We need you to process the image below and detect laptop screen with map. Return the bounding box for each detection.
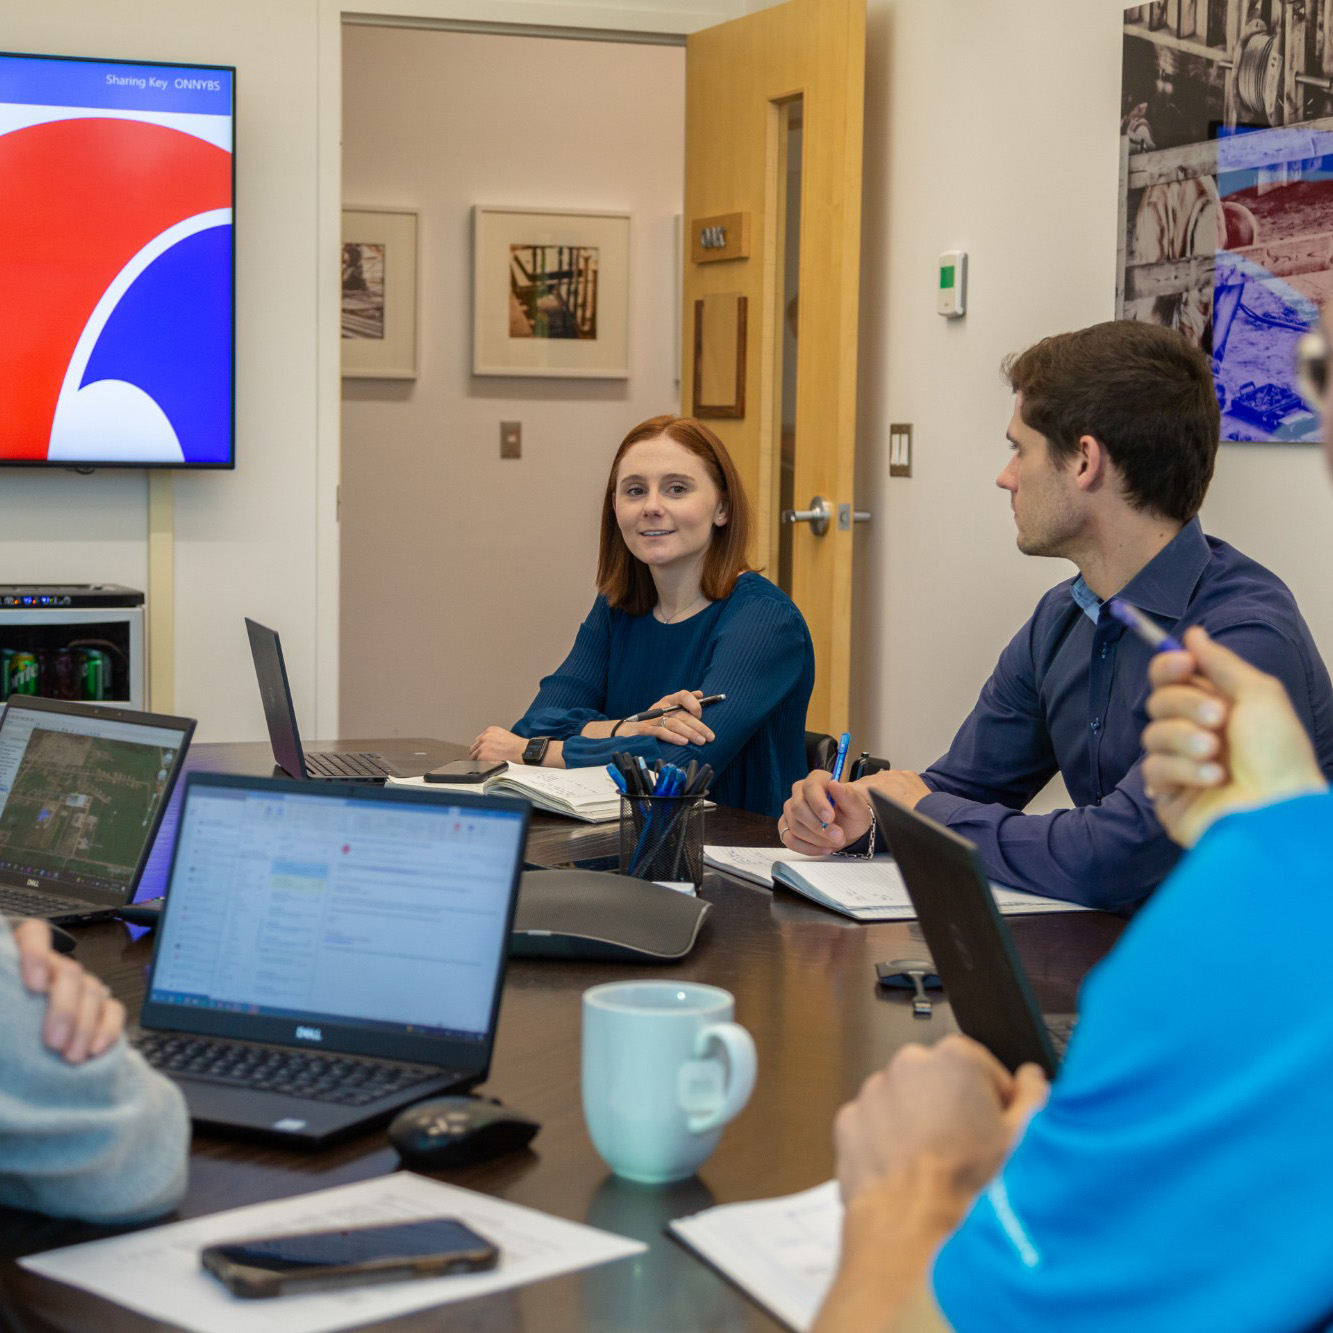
[0,697,195,919]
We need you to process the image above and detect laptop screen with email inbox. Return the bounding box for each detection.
[0,699,191,896]
[146,779,526,1050]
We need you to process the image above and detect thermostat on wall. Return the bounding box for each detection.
[938,250,967,318]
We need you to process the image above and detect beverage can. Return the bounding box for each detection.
[9,652,39,695]
[77,649,106,701]
[52,650,76,700]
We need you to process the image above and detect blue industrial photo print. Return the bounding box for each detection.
[1119,3,1333,444]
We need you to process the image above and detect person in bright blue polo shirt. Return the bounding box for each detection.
[781,320,1333,909]
[471,415,814,818]
[810,316,1333,1332]
[927,788,1333,1332]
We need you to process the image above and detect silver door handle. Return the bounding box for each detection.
[781,496,831,537]
[838,504,872,530]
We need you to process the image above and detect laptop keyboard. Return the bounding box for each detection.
[306,750,396,779]
[0,885,95,918]
[133,1032,441,1106]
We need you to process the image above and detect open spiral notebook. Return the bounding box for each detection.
[702,846,1089,921]
[390,764,622,822]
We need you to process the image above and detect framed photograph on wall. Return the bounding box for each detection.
[473,205,629,378]
[1118,5,1328,444]
[342,207,419,379]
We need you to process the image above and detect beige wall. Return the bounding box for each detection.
[339,27,685,742]
[346,0,1333,762]
[851,0,1333,776]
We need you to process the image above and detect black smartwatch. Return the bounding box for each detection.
[521,736,551,766]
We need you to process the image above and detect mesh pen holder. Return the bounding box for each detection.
[618,794,707,890]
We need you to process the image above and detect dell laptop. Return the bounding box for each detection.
[245,617,432,782]
[134,771,530,1145]
[870,791,1075,1077]
[0,696,194,924]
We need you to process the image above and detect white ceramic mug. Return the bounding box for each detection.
[582,980,757,1184]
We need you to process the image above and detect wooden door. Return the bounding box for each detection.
[683,0,865,733]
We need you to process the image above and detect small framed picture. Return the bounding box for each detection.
[473,205,629,378]
[341,207,419,379]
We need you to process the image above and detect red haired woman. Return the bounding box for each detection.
[471,415,814,817]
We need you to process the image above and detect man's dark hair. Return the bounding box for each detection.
[1002,321,1220,522]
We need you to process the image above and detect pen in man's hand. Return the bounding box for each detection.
[822,732,852,827]
[623,693,727,725]
[830,732,852,783]
[1106,598,1185,654]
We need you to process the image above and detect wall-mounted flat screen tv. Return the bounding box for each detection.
[0,52,235,468]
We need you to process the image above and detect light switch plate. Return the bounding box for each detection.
[500,421,522,459]
[890,423,912,478]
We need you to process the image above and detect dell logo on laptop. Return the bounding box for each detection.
[295,1025,323,1042]
[25,879,39,889]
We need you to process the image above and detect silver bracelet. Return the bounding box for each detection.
[836,800,877,859]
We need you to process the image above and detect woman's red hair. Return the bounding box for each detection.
[596,415,753,615]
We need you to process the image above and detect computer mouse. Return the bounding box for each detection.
[388,1096,540,1171]
[875,957,942,989]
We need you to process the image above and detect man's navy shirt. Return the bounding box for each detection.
[917,518,1333,909]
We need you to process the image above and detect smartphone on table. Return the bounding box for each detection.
[200,1216,500,1299]
[423,760,505,784]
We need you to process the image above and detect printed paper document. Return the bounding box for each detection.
[21,1173,645,1333]
[671,1179,843,1332]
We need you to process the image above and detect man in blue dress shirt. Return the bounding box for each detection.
[780,319,1333,909]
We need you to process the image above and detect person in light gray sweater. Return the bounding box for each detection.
[0,919,188,1224]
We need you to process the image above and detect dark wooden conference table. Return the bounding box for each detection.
[0,739,1127,1331]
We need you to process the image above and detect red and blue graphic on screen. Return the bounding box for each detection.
[0,55,234,465]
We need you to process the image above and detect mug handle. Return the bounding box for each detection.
[686,1022,757,1134]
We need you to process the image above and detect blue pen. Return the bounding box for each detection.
[823,732,852,828]
[1106,598,1184,654]
[606,764,628,794]
[830,732,852,782]
[631,765,683,874]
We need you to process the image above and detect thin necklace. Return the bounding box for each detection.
[655,592,707,624]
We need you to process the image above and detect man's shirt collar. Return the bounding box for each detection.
[1067,518,1209,625]
[1116,517,1209,618]
[1070,575,1101,625]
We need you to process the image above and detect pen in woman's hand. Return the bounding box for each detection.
[623,693,727,725]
